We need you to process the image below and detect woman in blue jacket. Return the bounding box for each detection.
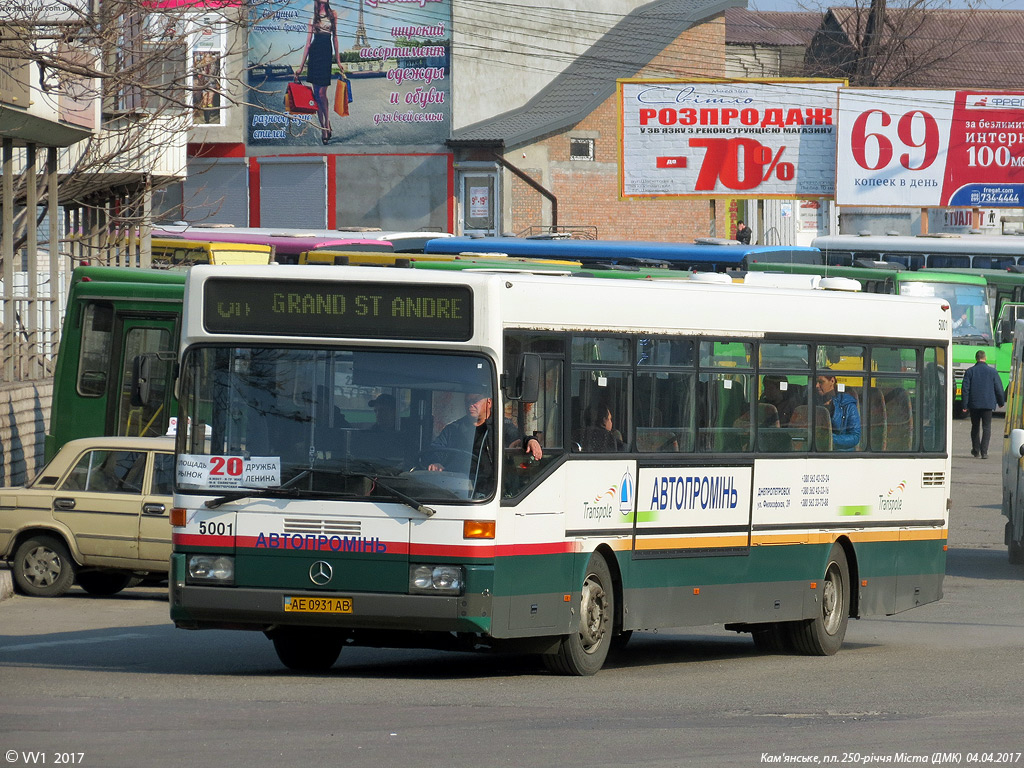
[815,372,861,451]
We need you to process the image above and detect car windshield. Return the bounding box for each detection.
[177,346,498,502]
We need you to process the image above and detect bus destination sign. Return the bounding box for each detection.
[203,279,474,341]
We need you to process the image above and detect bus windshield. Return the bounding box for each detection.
[178,346,497,502]
[899,281,993,344]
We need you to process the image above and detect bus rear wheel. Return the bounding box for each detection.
[543,553,614,676]
[270,627,344,672]
[788,543,850,656]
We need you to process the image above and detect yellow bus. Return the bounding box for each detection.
[151,238,273,268]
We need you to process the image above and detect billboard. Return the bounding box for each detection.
[247,0,450,148]
[836,89,1024,208]
[619,79,842,199]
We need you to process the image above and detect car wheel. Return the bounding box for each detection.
[77,571,133,596]
[12,535,77,597]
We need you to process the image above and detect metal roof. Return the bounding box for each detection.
[817,7,1024,88]
[725,7,823,47]
[449,0,742,149]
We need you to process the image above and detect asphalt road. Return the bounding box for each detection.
[0,417,1021,768]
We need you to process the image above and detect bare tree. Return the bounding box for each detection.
[801,0,996,88]
[0,0,255,264]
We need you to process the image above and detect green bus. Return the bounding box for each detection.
[46,267,185,461]
[925,267,1024,391]
[46,260,700,458]
[745,261,994,412]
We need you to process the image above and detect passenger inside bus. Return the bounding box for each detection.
[814,372,861,451]
[759,375,800,426]
[575,402,627,452]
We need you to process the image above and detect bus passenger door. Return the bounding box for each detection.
[113,317,177,438]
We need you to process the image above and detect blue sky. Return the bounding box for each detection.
[748,0,1024,11]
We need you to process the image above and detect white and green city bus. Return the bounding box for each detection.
[168,265,952,675]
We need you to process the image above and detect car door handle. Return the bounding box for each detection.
[54,498,76,510]
[142,503,166,516]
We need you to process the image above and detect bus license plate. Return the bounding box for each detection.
[283,596,353,614]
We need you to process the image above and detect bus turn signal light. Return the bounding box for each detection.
[463,520,495,539]
[170,508,187,527]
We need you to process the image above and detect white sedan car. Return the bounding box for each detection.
[0,436,174,597]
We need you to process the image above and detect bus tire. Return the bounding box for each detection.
[12,535,77,598]
[542,553,614,676]
[751,622,792,653]
[271,627,343,672]
[788,543,850,656]
[1008,523,1024,565]
[77,571,133,596]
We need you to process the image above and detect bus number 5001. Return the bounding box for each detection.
[198,521,233,536]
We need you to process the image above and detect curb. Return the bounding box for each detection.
[0,568,13,602]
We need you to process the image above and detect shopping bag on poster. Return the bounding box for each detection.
[285,81,317,114]
[333,79,349,117]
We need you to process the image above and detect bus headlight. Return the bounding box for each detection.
[409,565,464,595]
[187,554,235,584]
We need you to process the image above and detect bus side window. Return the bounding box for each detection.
[77,303,114,397]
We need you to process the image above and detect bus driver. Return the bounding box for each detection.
[427,392,542,491]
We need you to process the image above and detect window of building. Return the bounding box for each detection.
[570,138,594,161]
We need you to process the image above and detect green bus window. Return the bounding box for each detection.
[77,303,114,397]
[873,346,918,374]
[759,343,809,370]
[700,341,753,369]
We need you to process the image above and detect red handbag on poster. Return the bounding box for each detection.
[285,81,317,114]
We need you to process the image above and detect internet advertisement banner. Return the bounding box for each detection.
[836,89,1024,207]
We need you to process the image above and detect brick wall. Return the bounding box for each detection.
[0,380,51,487]
[506,16,734,240]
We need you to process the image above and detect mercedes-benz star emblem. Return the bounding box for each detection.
[309,561,333,586]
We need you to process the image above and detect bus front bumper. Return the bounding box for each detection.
[170,580,493,634]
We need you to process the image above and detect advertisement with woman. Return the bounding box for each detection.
[247,0,451,148]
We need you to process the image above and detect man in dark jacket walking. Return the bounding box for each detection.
[961,350,1005,458]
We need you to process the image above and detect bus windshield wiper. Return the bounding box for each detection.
[204,470,312,509]
[353,473,436,517]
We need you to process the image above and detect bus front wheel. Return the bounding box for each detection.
[270,627,344,672]
[789,543,850,656]
[543,553,614,676]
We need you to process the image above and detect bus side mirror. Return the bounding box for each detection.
[131,354,152,407]
[504,353,541,403]
[1013,429,1024,460]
